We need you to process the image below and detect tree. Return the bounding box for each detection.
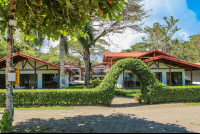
[0,0,126,124]
[92,0,148,43]
[68,35,110,86]
[170,34,200,63]
[142,16,181,53]
[77,22,95,86]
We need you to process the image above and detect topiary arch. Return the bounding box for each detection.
[95,58,161,105]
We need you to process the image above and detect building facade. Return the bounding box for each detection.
[102,49,200,89]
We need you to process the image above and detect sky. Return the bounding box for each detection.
[41,0,200,61]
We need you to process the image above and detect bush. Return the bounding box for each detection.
[147,83,200,104]
[0,89,109,106]
[85,79,102,88]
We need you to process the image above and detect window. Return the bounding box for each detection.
[20,74,38,89]
[72,69,79,75]
[167,72,182,86]
[124,72,140,88]
[0,74,5,89]
[154,72,162,82]
[42,74,59,88]
[73,77,79,80]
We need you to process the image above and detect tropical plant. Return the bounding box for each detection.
[0,111,14,133]
[77,22,95,86]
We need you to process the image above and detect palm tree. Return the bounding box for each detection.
[59,34,69,88]
[78,22,95,86]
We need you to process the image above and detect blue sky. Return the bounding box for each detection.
[187,0,200,21]
[42,0,200,62]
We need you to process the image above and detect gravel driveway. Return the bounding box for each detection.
[0,96,200,133]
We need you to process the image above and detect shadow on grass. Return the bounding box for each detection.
[12,113,194,133]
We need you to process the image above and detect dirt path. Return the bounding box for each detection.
[1,96,200,133]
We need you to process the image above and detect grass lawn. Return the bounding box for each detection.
[182,103,200,106]
[0,106,74,110]
[115,88,141,98]
[68,85,141,98]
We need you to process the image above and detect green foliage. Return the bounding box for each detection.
[147,83,200,104]
[0,111,14,133]
[141,16,180,53]
[0,89,105,106]
[0,0,126,40]
[84,79,103,88]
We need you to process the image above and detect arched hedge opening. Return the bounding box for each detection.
[95,58,161,105]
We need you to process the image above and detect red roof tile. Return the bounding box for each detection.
[64,63,85,69]
[142,55,200,69]
[91,63,104,67]
[104,52,147,58]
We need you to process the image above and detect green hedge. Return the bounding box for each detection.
[0,89,109,106]
[147,83,200,104]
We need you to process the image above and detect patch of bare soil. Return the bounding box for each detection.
[0,96,199,133]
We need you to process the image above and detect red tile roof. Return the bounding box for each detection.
[104,52,147,58]
[142,55,200,69]
[0,52,75,73]
[103,49,176,59]
[91,63,105,67]
[64,63,85,69]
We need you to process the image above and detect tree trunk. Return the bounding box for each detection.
[6,0,17,123]
[84,48,90,86]
[60,34,65,89]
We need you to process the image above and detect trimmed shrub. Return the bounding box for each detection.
[147,82,200,104]
[85,79,102,88]
[0,89,106,106]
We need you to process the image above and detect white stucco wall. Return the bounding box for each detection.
[64,65,82,81]
[0,59,70,89]
[185,70,200,84]
[114,61,186,88]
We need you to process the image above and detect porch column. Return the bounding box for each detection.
[34,61,37,88]
[191,68,193,85]
[169,62,171,86]
[58,70,60,89]
[123,71,124,89]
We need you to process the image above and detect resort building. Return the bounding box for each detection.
[0,52,74,89]
[102,49,200,89]
[91,63,107,80]
[63,63,85,82]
